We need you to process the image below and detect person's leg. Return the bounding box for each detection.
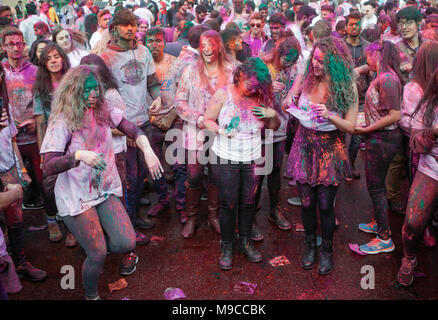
[18,143,44,207]
[217,161,239,270]
[267,141,291,230]
[165,120,187,215]
[347,134,362,177]
[145,124,170,216]
[385,150,407,214]
[317,184,338,275]
[398,171,438,286]
[207,159,221,234]
[96,196,136,254]
[238,162,262,262]
[42,174,63,242]
[115,152,127,208]
[125,124,154,229]
[182,149,204,238]
[63,207,107,299]
[0,166,45,281]
[360,130,402,254]
[125,144,140,224]
[297,182,318,269]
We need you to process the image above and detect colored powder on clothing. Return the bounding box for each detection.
[284,49,299,62]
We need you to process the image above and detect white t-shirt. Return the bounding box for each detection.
[105,89,127,154]
[89,31,103,50]
[361,15,377,30]
[101,45,156,127]
[67,48,89,67]
[40,106,124,217]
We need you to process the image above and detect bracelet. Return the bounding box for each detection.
[21,167,27,173]
[75,150,81,160]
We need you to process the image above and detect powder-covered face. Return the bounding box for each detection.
[56,30,72,53]
[312,47,325,77]
[139,22,149,33]
[83,74,99,107]
[46,49,63,74]
[99,13,112,29]
[250,19,263,37]
[3,35,24,61]
[200,37,219,64]
[347,18,361,36]
[146,33,165,58]
[116,23,138,41]
[281,49,299,68]
[36,42,47,61]
[366,50,379,72]
[238,73,260,96]
[269,23,284,41]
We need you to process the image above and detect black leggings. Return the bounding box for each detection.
[297,182,338,240]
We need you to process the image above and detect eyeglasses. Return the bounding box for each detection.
[3,42,24,49]
[398,20,416,28]
[251,23,261,28]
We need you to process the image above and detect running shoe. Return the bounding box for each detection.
[287,197,302,206]
[358,219,378,234]
[359,236,395,254]
[397,257,418,286]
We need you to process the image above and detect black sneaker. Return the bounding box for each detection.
[16,262,47,282]
[120,252,139,276]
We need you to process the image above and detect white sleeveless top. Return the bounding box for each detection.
[212,87,265,162]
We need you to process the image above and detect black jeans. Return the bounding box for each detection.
[255,140,285,208]
[365,129,402,238]
[297,182,338,241]
[217,157,261,242]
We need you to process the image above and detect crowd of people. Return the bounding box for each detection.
[0,0,437,300]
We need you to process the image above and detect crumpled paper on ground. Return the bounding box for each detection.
[108,278,128,293]
[349,243,368,255]
[233,281,257,295]
[164,287,186,300]
[269,255,290,267]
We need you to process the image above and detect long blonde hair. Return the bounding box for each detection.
[50,66,109,131]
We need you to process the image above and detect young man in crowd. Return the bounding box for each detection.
[192,4,208,25]
[18,3,42,49]
[260,12,287,55]
[343,11,371,181]
[1,27,47,282]
[241,12,269,57]
[144,27,188,224]
[89,9,112,50]
[101,9,162,274]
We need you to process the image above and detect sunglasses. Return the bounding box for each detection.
[251,23,262,28]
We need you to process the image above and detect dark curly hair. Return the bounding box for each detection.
[233,57,273,108]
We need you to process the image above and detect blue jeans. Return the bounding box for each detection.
[145,120,187,210]
[125,123,150,225]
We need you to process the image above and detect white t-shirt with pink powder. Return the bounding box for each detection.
[40,106,124,217]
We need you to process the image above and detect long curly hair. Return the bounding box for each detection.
[303,36,356,113]
[233,57,274,108]
[50,66,109,131]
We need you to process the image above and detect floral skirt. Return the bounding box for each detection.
[286,124,352,187]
